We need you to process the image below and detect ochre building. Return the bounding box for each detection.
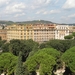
[6,24,56,43]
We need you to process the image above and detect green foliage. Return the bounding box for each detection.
[37,48,60,59]
[28,43,39,57]
[46,40,64,52]
[1,43,10,52]
[72,32,75,39]
[59,40,72,52]
[0,52,17,75]
[64,32,75,40]
[64,35,73,39]
[25,48,59,75]
[44,39,74,52]
[0,40,6,47]
[39,43,47,49]
[61,47,75,73]
[15,51,25,75]
[70,39,75,48]
[20,39,39,61]
[12,39,38,61]
[72,32,75,37]
[9,39,21,55]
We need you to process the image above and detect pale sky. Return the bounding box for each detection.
[0,0,75,23]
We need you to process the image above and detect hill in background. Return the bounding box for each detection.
[0,20,55,25]
[0,21,14,25]
[0,20,75,25]
[16,20,54,24]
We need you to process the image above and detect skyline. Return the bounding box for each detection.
[0,0,75,23]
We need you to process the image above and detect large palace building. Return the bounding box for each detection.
[0,23,75,43]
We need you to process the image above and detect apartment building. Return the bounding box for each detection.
[33,24,56,43]
[6,24,33,41]
[6,24,56,43]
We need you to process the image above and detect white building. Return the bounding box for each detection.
[55,25,69,40]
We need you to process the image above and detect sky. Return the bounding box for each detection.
[0,0,75,23]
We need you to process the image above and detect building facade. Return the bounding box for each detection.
[0,26,7,40]
[5,24,75,43]
[69,25,75,35]
[0,29,7,40]
[55,25,69,39]
[6,24,56,43]
[33,24,56,43]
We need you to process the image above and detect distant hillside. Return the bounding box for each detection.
[0,20,75,25]
[16,20,54,24]
[0,20,54,25]
[0,21,14,25]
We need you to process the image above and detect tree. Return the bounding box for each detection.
[28,43,39,57]
[60,40,72,52]
[15,51,25,75]
[38,48,60,59]
[0,52,17,75]
[20,39,39,61]
[25,48,60,75]
[45,39,73,52]
[1,43,10,52]
[9,39,39,61]
[61,47,75,74]
[45,40,64,52]
[70,39,75,48]
[64,35,73,39]
[39,43,47,49]
[0,40,6,48]
[9,39,21,56]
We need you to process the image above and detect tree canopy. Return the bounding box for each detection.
[61,46,75,73]
[8,39,39,61]
[15,51,25,75]
[64,35,73,39]
[40,39,75,52]
[25,48,60,75]
[0,52,17,75]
